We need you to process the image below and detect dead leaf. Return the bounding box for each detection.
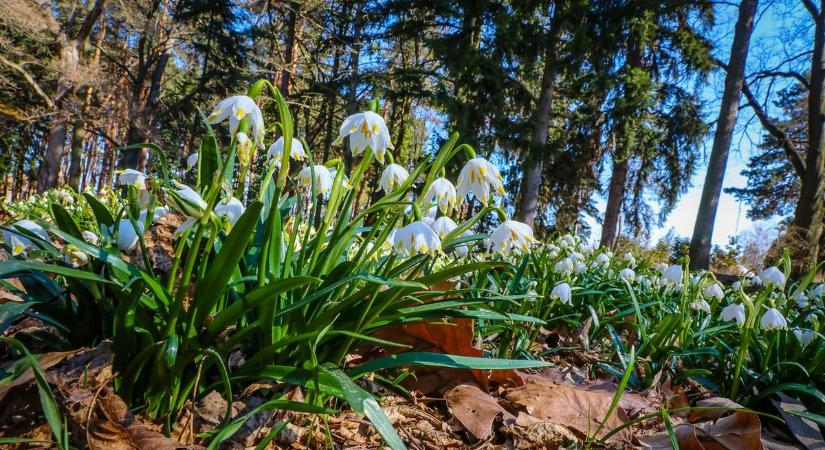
[583,379,653,417]
[0,349,80,402]
[507,378,631,443]
[640,409,763,450]
[771,392,825,450]
[502,413,579,449]
[688,397,745,423]
[444,384,514,440]
[90,392,204,450]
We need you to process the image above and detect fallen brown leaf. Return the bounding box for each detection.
[444,384,514,440]
[507,378,632,444]
[639,409,763,450]
[0,349,80,402]
[501,413,579,449]
[771,392,825,450]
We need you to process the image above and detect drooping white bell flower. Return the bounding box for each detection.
[378,163,409,194]
[393,220,442,256]
[703,282,725,301]
[720,303,746,326]
[3,220,51,255]
[81,230,99,246]
[759,267,785,289]
[690,300,711,314]
[424,178,458,215]
[749,275,762,287]
[431,216,458,239]
[215,197,245,232]
[620,268,636,282]
[118,169,147,189]
[63,244,89,267]
[574,262,587,274]
[456,157,505,205]
[654,262,669,274]
[337,111,393,163]
[187,153,199,170]
[732,281,742,291]
[660,264,683,287]
[166,182,207,219]
[554,258,574,276]
[297,165,335,195]
[813,284,825,298]
[793,328,817,346]
[489,220,535,254]
[550,282,572,305]
[593,253,610,269]
[569,252,584,262]
[791,290,809,308]
[208,95,265,147]
[623,252,636,266]
[760,307,788,331]
[267,137,307,168]
[116,218,143,253]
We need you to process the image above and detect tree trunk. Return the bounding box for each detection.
[516,41,556,226]
[343,0,363,172]
[68,118,85,190]
[600,154,628,248]
[279,1,303,97]
[37,120,67,192]
[689,0,757,270]
[791,2,825,269]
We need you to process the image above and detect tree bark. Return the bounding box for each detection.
[791,1,825,269]
[600,154,628,248]
[516,39,556,226]
[38,119,67,192]
[279,1,303,97]
[343,0,363,173]
[689,0,758,270]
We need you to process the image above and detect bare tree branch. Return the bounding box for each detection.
[750,70,810,89]
[0,54,54,109]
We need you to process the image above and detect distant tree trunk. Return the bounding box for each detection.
[516,39,557,226]
[600,154,628,248]
[343,0,363,173]
[791,1,825,269]
[38,119,68,192]
[689,0,757,270]
[68,118,85,190]
[279,1,303,97]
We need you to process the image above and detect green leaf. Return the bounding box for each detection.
[322,366,407,450]
[49,203,82,239]
[350,352,552,378]
[192,201,263,328]
[758,383,825,403]
[0,261,112,284]
[83,193,115,228]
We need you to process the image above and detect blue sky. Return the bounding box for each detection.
[588,1,805,247]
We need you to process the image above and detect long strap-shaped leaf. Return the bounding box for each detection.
[191,201,263,329]
[349,352,552,379]
[0,260,112,284]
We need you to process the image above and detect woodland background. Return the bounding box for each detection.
[1,0,823,272]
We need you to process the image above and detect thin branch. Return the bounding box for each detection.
[750,70,810,89]
[0,54,54,109]
[741,80,806,177]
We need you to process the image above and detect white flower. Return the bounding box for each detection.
[393,221,441,256]
[620,268,636,282]
[379,164,409,193]
[489,220,535,254]
[208,95,265,146]
[690,299,711,313]
[720,303,746,326]
[81,230,99,246]
[703,282,725,301]
[456,157,505,205]
[431,216,458,238]
[654,262,669,274]
[793,328,817,346]
[297,165,335,195]
[118,169,147,188]
[453,230,473,258]
[166,182,207,219]
[554,258,574,276]
[760,307,788,331]
[690,275,701,287]
[749,275,762,287]
[187,153,199,170]
[594,253,610,269]
[337,111,393,163]
[732,281,742,291]
[792,290,809,308]
[526,290,539,301]
[116,219,143,252]
[574,262,587,274]
[661,265,683,287]
[813,284,825,298]
[267,137,307,168]
[569,252,584,262]
[63,244,88,267]
[623,252,636,266]
[759,267,785,289]
[215,197,245,232]
[424,178,458,215]
[3,220,50,255]
[550,282,572,305]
